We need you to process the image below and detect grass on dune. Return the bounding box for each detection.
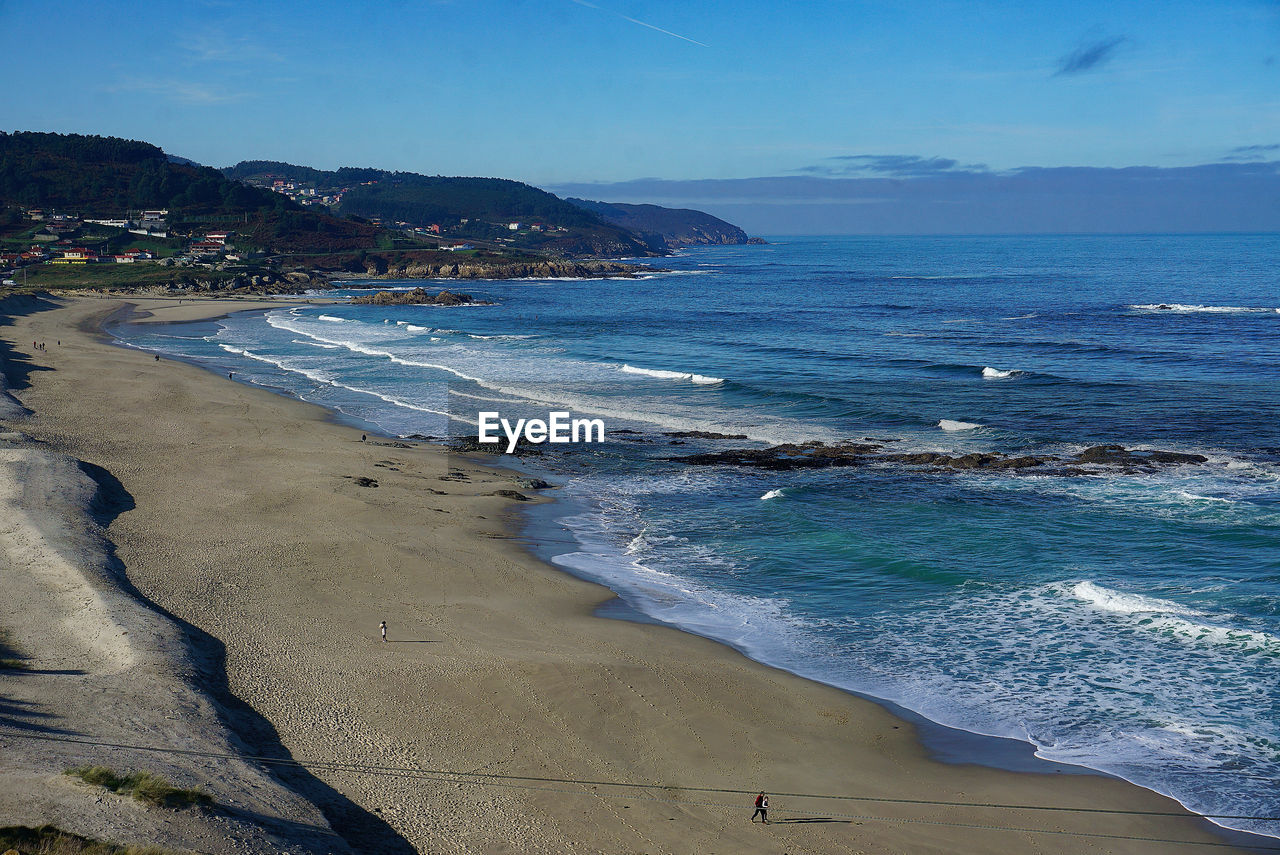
[64,766,211,810]
[0,824,176,854]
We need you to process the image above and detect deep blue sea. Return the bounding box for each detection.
[115,235,1280,838]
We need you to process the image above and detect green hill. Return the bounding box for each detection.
[0,132,377,252]
[222,161,652,257]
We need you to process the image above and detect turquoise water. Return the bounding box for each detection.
[115,235,1280,837]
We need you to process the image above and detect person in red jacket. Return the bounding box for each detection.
[751,792,769,823]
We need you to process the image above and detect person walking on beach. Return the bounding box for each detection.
[379,621,387,642]
[751,792,769,823]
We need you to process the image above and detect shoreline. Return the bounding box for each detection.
[103,298,1280,850]
[0,292,1266,854]
[110,305,1113,781]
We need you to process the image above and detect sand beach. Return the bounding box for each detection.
[0,292,1259,854]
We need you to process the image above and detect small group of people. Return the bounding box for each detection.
[751,792,769,823]
[31,340,49,351]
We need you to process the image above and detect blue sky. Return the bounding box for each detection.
[4,0,1277,183]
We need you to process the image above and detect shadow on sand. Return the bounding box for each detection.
[0,293,59,395]
[75,460,416,854]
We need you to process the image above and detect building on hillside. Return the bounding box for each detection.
[508,222,521,230]
[188,242,224,258]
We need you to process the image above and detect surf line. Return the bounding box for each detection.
[478,410,605,454]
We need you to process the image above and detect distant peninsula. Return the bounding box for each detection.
[567,198,766,250]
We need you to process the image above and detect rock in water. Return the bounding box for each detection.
[350,288,485,306]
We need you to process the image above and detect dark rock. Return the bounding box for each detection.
[674,440,1198,476]
[517,478,553,490]
[672,442,880,470]
[662,431,750,440]
[1076,444,1207,466]
[350,287,487,306]
[448,435,542,456]
[1078,444,1133,464]
[490,489,531,501]
[1144,450,1208,465]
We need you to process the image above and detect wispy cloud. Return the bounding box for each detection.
[797,154,991,177]
[179,32,284,65]
[1054,35,1127,76]
[104,77,251,105]
[1222,142,1280,161]
[568,0,708,47]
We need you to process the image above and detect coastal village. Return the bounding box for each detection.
[0,200,577,288]
[0,208,245,286]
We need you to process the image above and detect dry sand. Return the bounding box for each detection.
[0,293,1260,854]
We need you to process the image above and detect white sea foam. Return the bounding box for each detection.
[267,311,822,444]
[217,344,335,386]
[293,339,341,349]
[219,342,466,426]
[760,488,785,501]
[620,364,724,385]
[336,382,471,425]
[448,388,525,404]
[317,314,348,323]
[1071,580,1199,616]
[1129,304,1280,314]
[1002,313,1038,320]
[981,366,1020,379]
[938,419,982,431]
[1068,581,1280,651]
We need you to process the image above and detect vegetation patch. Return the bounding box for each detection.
[0,629,27,670]
[0,824,174,855]
[64,767,211,810]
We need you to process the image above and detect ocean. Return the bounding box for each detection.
[113,234,1280,839]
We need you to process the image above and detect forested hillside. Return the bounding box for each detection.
[0,133,377,252]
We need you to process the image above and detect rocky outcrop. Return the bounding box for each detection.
[83,270,329,297]
[671,442,1208,475]
[349,288,484,306]
[1075,444,1208,466]
[355,259,653,280]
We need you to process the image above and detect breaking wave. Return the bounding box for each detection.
[620,364,724,385]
